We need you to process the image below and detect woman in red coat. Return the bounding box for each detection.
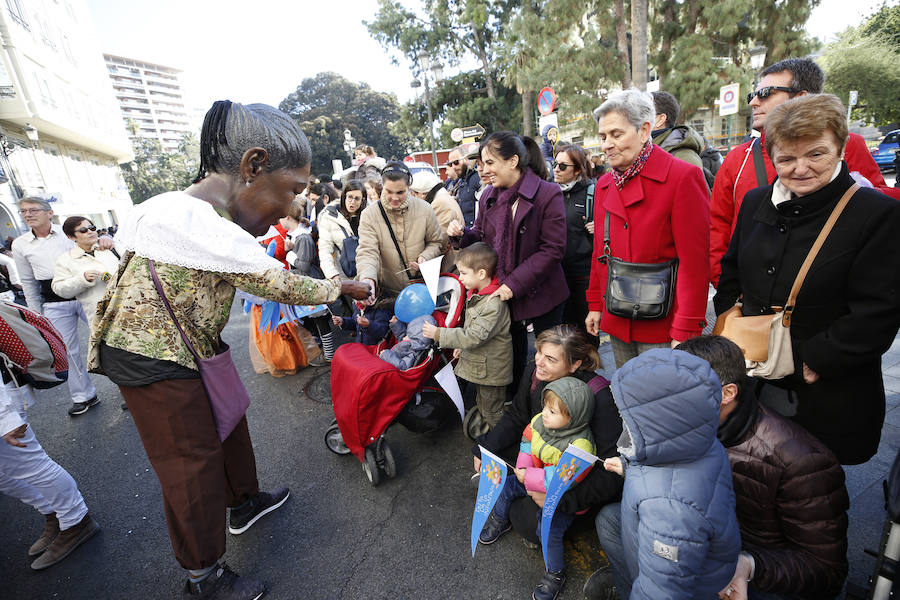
[585,90,710,368]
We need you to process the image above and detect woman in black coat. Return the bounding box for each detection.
[715,94,900,465]
[471,325,623,541]
[553,144,595,336]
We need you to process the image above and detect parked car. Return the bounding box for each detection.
[404,161,438,178]
[872,130,899,171]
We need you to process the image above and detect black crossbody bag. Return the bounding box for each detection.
[378,202,414,280]
[600,211,677,320]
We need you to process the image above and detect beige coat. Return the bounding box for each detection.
[51,246,120,323]
[356,194,447,295]
[434,291,512,386]
[429,187,463,273]
[317,202,355,280]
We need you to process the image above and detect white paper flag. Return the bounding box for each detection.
[434,361,465,422]
[420,255,443,303]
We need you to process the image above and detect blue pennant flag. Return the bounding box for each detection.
[471,447,509,557]
[540,444,599,569]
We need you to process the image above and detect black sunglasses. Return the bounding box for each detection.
[747,86,800,104]
[75,225,97,234]
[552,161,574,171]
[446,159,461,167]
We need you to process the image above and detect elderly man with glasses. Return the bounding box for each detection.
[11,198,113,416]
[708,57,899,289]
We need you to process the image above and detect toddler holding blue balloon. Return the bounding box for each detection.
[422,243,512,430]
[378,283,437,370]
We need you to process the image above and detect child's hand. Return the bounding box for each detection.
[514,468,526,484]
[421,321,437,339]
[357,315,370,328]
[389,316,398,324]
[603,457,624,476]
[452,348,461,360]
[331,315,342,327]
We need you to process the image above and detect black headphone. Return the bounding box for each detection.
[380,161,413,185]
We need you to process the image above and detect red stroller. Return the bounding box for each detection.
[324,274,465,485]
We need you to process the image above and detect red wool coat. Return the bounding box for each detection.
[709,132,898,286]
[586,147,710,343]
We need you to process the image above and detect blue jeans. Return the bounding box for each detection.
[493,475,574,573]
[595,502,632,598]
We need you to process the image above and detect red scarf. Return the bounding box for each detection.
[611,141,654,191]
[468,277,501,300]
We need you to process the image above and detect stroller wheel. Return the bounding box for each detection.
[363,446,381,486]
[377,437,397,479]
[324,423,351,455]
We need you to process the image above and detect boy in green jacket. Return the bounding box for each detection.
[422,242,512,429]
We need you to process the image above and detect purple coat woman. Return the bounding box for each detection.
[448,131,568,401]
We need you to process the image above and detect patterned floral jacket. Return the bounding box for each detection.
[88,252,339,372]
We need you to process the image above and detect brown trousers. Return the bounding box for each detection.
[121,378,258,569]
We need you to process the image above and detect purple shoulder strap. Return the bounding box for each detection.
[147,259,200,363]
[588,374,610,394]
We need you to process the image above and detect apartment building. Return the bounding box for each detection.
[104,53,193,152]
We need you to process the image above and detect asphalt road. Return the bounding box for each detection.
[1,306,608,600]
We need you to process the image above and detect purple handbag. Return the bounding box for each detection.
[148,260,251,441]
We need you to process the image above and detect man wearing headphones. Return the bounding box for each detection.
[355,161,448,297]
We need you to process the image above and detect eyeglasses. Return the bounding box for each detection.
[19,208,48,215]
[747,86,801,104]
[75,225,97,234]
[552,161,574,171]
[446,159,461,167]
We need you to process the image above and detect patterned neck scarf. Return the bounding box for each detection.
[611,140,653,191]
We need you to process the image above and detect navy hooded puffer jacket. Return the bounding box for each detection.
[613,349,741,600]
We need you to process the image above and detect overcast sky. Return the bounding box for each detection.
[86,0,894,115]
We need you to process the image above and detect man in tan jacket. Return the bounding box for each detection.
[356,162,447,296]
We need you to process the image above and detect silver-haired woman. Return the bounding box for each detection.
[585,89,710,367]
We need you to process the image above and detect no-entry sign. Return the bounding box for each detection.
[719,83,740,116]
[538,87,557,116]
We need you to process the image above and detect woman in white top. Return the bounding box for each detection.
[317,180,367,281]
[51,216,119,324]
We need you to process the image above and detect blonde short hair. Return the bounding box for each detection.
[764,94,848,158]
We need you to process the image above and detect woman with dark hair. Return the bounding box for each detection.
[471,325,622,590]
[447,131,568,391]
[553,144,595,336]
[318,180,367,282]
[52,216,120,322]
[363,177,382,204]
[88,100,370,598]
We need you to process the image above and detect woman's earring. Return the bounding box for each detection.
[245,180,251,187]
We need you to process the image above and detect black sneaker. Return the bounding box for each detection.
[478,512,511,545]
[67,397,100,416]
[183,563,265,600]
[583,566,619,600]
[532,569,566,600]
[228,488,290,535]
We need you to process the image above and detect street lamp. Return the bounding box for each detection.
[749,46,767,84]
[23,123,39,147]
[343,128,356,162]
[414,50,441,172]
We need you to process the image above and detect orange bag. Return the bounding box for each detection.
[248,304,320,377]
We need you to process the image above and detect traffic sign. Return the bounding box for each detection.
[719,83,740,117]
[848,90,858,106]
[461,124,485,139]
[450,127,464,142]
[538,87,557,116]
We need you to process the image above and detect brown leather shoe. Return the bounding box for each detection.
[30,513,99,570]
[28,513,60,557]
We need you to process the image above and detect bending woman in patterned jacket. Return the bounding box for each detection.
[88,100,370,600]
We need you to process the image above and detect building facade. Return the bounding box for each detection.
[0,0,133,241]
[104,53,193,153]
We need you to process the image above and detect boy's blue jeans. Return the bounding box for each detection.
[492,475,575,573]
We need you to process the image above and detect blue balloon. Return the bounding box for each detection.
[395,283,436,323]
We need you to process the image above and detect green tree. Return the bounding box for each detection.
[859,2,900,47]
[278,72,406,175]
[121,130,198,204]
[821,30,900,126]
